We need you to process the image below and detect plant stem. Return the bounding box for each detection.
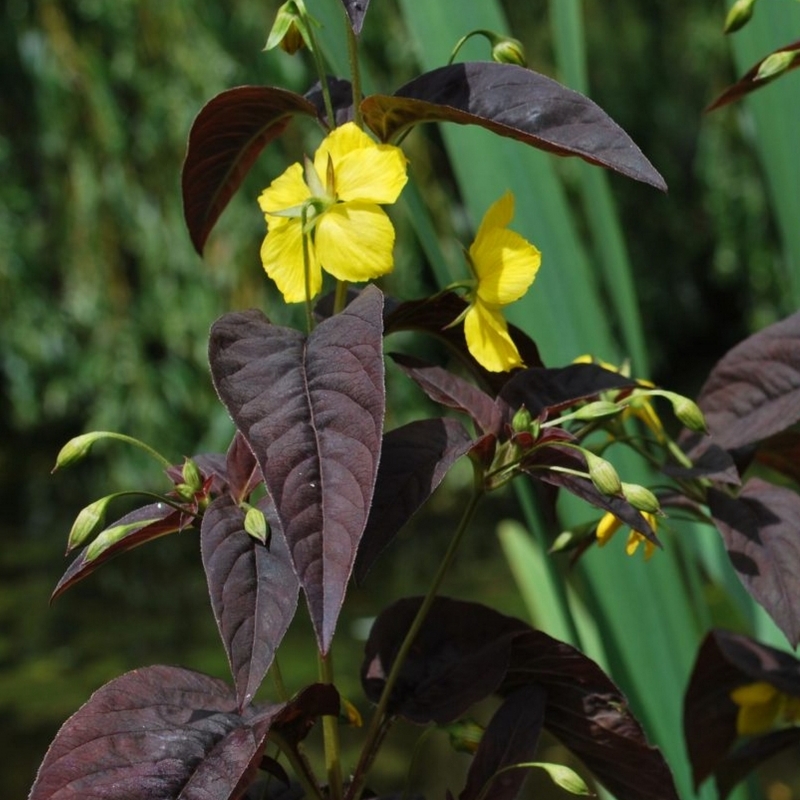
[344,13,363,127]
[334,279,349,314]
[306,16,335,128]
[301,221,315,333]
[319,649,344,800]
[270,731,324,800]
[270,656,289,703]
[347,466,485,799]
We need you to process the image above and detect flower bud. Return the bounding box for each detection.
[756,50,798,82]
[621,482,660,514]
[572,400,623,421]
[511,405,533,433]
[673,396,707,433]
[53,431,108,471]
[265,1,312,54]
[724,0,757,34]
[67,495,114,553]
[244,506,271,546]
[584,451,622,496]
[181,457,203,492]
[85,517,159,562]
[443,719,484,754]
[174,483,196,502]
[491,35,527,67]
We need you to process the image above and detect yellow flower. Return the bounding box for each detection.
[730,681,800,736]
[258,122,408,303]
[462,192,541,372]
[596,510,658,560]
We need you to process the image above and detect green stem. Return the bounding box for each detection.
[91,432,173,471]
[301,219,315,333]
[334,280,349,314]
[344,14,363,127]
[347,466,485,799]
[269,731,323,800]
[306,18,336,128]
[319,649,344,800]
[270,656,289,703]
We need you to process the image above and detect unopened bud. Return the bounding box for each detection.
[756,50,798,81]
[443,719,484,754]
[67,495,114,553]
[673,396,707,433]
[174,483,196,502]
[181,457,203,492]
[244,506,271,546]
[511,405,533,433]
[621,482,660,514]
[53,431,108,471]
[584,451,622,496]
[491,35,527,67]
[724,0,756,34]
[265,1,312,54]
[85,517,158,562]
[572,400,623,421]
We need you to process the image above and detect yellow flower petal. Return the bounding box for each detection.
[471,226,541,305]
[731,682,782,735]
[596,512,622,546]
[260,220,322,303]
[335,146,408,204]
[258,162,310,222]
[314,122,375,168]
[474,191,515,241]
[315,201,396,283]
[463,300,524,372]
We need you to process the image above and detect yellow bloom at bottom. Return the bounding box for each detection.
[596,511,658,560]
[730,681,800,735]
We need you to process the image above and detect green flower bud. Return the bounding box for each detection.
[549,530,577,553]
[572,400,623,421]
[181,457,203,492]
[724,0,757,34]
[584,451,622,496]
[85,518,159,563]
[511,405,533,433]
[244,506,271,546]
[265,1,313,54]
[443,719,484,754]
[673,396,707,433]
[53,432,109,471]
[491,35,527,67]
[174,483,196,502]
[621,482,661,514]
[756,50,798,82]
[67,495,114,553]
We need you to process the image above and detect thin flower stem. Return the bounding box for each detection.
[344,15,363,127]
[92,432,173,471]
[318,649,344,800]
[269,731,323,800]
[334,280,349,314]
[270,656,289,703]
[347,466,485,799]
[306,19,336,128]
[301,219,314,333]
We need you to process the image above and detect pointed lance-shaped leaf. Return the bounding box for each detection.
[361,63,667,191]
[28,665,282,800]
[305,76,355,129]
[338,0,371,35]
[459,685,547,800]
[708,478,800,647]
[707,40,800,111]
[201,495,299,710]
[51,503,188,601]
[697,310,800,451]
[182,86,320,255]
[503,630,679,800]
[209,286,385,653]
[354,418,475,582]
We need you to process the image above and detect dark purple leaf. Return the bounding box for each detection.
[209,286,385,652]
[226,432,263,503]
[305,77,354,128]
[28,665,281,800]
[384,292,543,394]
[664,436,740,485]
[390,353,502,435]
[267,683,340,748]
[338,0,371,34]
[182,86,320,255]
[707,41,800,111]
[499,363,637,420]
[354,418,475,582]
[361,596,526,724]
[708,478,800,646]
[522,443,659,543]
[201,495,299,709]
[697,311,800,450]
[715,729,800,800]
[52,503,189,601]
[503,631,679,800]
[362,63,666,190]
[753,430,800,486]
[684,629,800,789]
[459,685,547,800]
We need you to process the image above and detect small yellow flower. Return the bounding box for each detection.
[258,122,408,303]
[596,511,658,560]
[730,681,800,736]
[462,192,541,372]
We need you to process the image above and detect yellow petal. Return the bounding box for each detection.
[335,145,408,204]
[731,681,779,705]
[260,220,322,303]
[735,693,782,736]
[596,512,622,546]
[315,122,375,169]
[471,226,541,305]
[463,300,524,372]
[258,162,310,222]
[474,192,515,244]
[315,201,396,283]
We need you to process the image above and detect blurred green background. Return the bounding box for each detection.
[2,0,799,797]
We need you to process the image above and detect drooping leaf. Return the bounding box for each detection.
[503,631,679,800]
[354,418,475,582]
[337,0,371,35]
[697,311,800,451]
[361,596,526,724]
[708,478,800,646]
[51,503,190,601]
[499,363,637,420]
[707,40,800,111]
[28,665,280,800]
[384,292,543,394]
[684,629,800,792]
[226,431,263,503]
[362,63,667,190]
[390,353,502,435]
[459,685,547,800]
[182,86,320,254]
[209,286,385,652]
[304,76,354,128]
[201,495,299,709]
